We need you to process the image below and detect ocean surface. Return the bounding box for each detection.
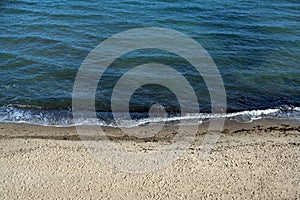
[0,0,300,126]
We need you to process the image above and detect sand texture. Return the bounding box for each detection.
[0,120,299,199]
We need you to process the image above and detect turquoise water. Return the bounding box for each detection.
[0,0,300,125]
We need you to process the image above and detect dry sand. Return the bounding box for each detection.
[0,119,299,199]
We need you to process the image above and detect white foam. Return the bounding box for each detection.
[0,105,299,128]
[294,107,300,111]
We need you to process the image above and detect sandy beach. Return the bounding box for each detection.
[0,119,299,199]
[2,0,300,199]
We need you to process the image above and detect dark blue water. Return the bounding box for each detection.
[0,0,300,126]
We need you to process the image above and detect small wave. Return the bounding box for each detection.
[0,106,73,127]
[294,107,300,112]
[0,105,299,128]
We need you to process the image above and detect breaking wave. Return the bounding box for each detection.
[0,105,299,127]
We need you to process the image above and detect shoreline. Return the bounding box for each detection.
[0,119,299,199]
[1,104,300,127]
[0,118,299,140]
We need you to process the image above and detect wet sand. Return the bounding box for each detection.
[0,119,299,199]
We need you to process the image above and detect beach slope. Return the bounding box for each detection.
[0,121,299,199]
